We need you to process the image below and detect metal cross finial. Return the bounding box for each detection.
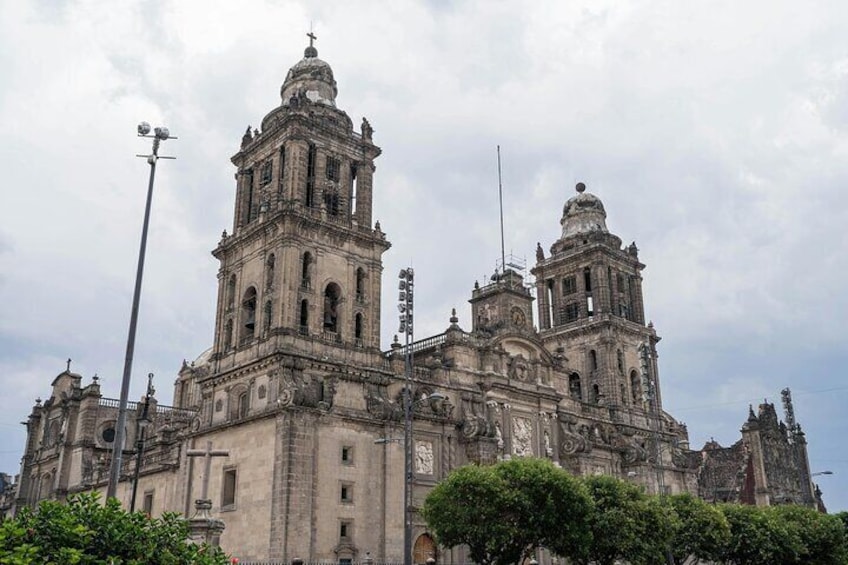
[66,358,71,372]
[307,30,317,47]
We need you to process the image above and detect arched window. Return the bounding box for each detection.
[229,386,249,420]
[350,164,358,215]
[583,267,592,291]
[355,313,363,342]
[265,254,275,289]
[238,391,249,419]
[224,319,233,350]
[591,384,601,404]
[617,349,624,374]
[620,383,627,405]
[631,370,642,404]
[263,300,272,332]
[242,287,257,340]
[589,350,598,372]
[299,299,309,335]
[323,283,341,333]
[227,274,236,310]
[568,373,582,401]
[301,252,312,289]
[355,268,366,301]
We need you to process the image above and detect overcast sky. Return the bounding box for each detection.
[1,0,846,511]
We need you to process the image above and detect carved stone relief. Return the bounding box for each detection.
[512,416,533,457]
[415,440,434,475]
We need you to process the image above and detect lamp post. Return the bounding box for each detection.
[130,373,155,512]
[107,123,176,500]
[639,342,674,565]
[398,267,414,565]
[375,390,444,565]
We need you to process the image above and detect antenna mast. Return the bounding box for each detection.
[497,145,506,272]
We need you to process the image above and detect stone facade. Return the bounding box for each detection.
[695,389,824,511]
[11,41,823,562]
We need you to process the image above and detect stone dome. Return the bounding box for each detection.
[560,182,609,238]
[280,45,338,108]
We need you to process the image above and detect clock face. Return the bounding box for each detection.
[511,307,526,328]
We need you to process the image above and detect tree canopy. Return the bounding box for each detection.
[0,492,230,565]
[423,457,848,565]
[421,457,593,565]
[665,492,731,565]
[576,474,674,565]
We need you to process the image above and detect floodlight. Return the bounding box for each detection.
[137,122,151,135]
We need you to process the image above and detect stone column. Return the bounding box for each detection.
[354,161,375,229]
[536,280,550,329]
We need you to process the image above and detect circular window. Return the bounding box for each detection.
[101,427,115,443]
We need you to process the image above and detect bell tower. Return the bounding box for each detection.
[531,183,661,411]
[210,37,390,371]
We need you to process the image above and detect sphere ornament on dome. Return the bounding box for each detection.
[560,181,609,238]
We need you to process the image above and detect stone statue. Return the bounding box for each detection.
[361,117,373,141]
[536,242,545,261]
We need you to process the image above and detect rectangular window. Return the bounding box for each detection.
[564,302,579,323]
[341,446,353,465]
[222,467,237,509]
[326,156,340,181]
[339,521,351,539]
[587,296,594,317]
[562,275,576,295]
[142,490,154,515]
[340,482,353,503]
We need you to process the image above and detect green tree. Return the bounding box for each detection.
[576,475,675,565]
[0,492,230,564]
[769,504,848,565]
[664,492,731,564]
[719,503,800,565]
[421,458,593,565]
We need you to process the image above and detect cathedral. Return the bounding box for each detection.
[9,40,823,561]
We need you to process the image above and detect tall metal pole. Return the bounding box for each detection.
[107,125,174,500]
[399,268,414,565]
[130,373,154,512]
[640,342,674,565]
[497,145,505,272]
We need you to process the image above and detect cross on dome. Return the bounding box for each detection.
[305,29,318,58]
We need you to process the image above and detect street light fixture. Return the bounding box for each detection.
[107,124,176,501]
[375,388,446,565]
